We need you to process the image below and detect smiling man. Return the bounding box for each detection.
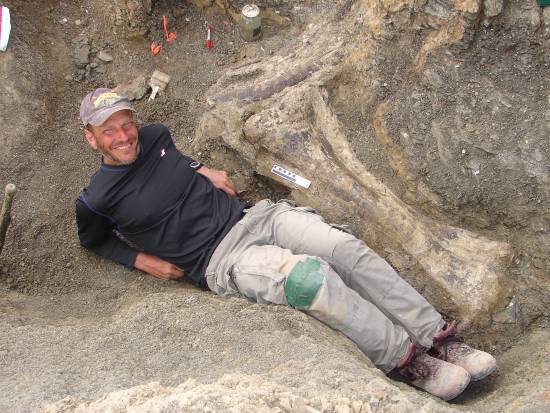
[77,88,240,280]
[75,88,497,401]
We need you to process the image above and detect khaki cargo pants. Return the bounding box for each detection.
[206,200,444,372]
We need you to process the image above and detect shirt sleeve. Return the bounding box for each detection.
[75,197,139,269]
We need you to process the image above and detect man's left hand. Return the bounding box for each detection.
[197,166,237,197]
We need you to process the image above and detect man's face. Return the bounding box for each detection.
[84,110,139,166]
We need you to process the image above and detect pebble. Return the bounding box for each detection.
[117,75,149,101]
[74,44,90,67]
[335,405,351,413]
[98,51,113,62]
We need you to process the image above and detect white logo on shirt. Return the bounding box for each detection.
[161,149,166,157]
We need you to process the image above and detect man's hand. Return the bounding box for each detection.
[134,252,185,280]
[197,166,237,197]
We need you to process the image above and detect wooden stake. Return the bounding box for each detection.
[0,183,16,256]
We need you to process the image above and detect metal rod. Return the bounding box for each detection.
[0,183,17,256]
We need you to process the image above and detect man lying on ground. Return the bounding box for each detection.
[75,88,497,401]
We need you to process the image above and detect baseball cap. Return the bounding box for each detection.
[80,88,135,126]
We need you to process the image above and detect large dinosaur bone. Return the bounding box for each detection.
[197,2,511,326]
[250,87,510,323]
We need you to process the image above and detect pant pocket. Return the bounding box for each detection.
[277,198,297,207]
[328,222,354,235]
[231,264,288,305]
[277,199,317,215]
[295,205,317,214]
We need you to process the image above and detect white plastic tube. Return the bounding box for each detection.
[0,6,12,52]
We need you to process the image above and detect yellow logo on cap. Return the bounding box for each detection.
[94,92,122,107]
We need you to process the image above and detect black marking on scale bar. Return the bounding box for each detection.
[273,169,296,182]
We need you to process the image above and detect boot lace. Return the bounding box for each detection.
[400,350,439,380]
[431,321,469,361]
[431,334,466,361]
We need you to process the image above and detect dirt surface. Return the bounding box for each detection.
[0,0,286,297]
[0,0,549,412]
[0,1,298,411]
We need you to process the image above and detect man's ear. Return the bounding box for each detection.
[84,127,98,150]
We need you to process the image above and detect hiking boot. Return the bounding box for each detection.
[395,340,471,401]
[432,322,497,381]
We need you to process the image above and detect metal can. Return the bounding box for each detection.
[239,4,262,42]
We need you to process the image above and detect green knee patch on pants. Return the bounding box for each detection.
[285,258,324,310]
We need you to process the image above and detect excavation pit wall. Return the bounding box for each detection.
[0,0,548,412]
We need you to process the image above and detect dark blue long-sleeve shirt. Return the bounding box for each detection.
[75,124,246,288]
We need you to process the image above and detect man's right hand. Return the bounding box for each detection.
[134,252,185,280]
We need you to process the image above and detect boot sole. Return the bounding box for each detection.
[470,363,497,381]
[441,374,471,401]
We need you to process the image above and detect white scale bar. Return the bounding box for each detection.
[271,165,311,189]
